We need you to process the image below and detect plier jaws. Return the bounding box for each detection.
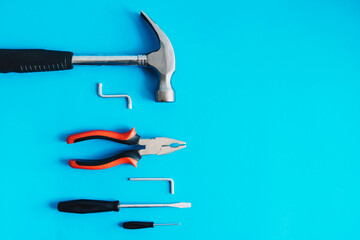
[139,137,186,155]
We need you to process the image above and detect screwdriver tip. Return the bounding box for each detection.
[176,202,191,208]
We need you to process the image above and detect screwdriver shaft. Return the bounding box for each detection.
[154,223,181,226]
[119,202,191,208]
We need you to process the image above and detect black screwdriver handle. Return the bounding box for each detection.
[0,49,73,73]
[123,222,154,229]
[57,199,119,214]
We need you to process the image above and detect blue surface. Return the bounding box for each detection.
[0,0,360,239]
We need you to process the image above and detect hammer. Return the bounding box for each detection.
[0,11,176,102]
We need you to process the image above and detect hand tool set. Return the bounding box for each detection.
[0,9,186,231]
[61,129,188,227]
[0,10,193,231]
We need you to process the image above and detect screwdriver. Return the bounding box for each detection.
[123,221,181,229]
[58,199,191,214]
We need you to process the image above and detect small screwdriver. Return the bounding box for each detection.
[123,221,181,229]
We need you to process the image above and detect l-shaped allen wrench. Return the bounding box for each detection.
[129,178,175,194]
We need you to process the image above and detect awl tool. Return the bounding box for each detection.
[123,221,180,229]
[58,200,191,214]
[67,127,186,169]
[0,11,176,102]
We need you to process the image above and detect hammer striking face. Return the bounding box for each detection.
[0,11,176,102]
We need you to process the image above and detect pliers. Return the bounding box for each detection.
[67,128,186,170]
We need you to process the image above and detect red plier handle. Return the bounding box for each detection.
[67,128,142,170]
[67,128,140,145]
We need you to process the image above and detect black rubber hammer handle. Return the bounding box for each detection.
[0,49,73,73]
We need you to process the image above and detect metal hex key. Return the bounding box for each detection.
[129,178,175,194]
[98,83,132,109]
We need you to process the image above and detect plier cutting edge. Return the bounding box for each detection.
[67,128,186,170]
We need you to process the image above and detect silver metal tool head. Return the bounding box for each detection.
[141,11,176,102]
[138,137,186,156]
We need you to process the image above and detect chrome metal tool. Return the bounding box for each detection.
[98,83,132,109]
[0,11,176,102]
[129,177,175,194]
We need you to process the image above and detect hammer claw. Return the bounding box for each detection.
[141,11,176,102]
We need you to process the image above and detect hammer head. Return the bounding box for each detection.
[141,11,176,102]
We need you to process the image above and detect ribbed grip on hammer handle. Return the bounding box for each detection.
[0,49,73,73]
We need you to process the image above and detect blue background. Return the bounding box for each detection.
[0,0,360,239]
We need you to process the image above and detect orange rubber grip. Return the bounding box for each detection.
[68,150,141,170]
[67,128,139,145]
